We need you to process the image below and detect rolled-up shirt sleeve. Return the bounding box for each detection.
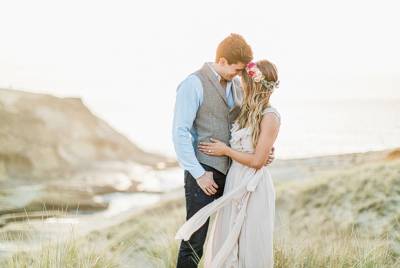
[172,75,205,179]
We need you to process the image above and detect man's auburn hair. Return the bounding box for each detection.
[215,33,253,65]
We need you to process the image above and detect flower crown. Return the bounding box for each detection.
[245,62,279,93]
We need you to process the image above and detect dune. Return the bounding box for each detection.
[5,148,394,267]
[275,151,400,256]
[386,148,400,160]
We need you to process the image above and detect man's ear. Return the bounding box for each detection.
[218,57,228,66]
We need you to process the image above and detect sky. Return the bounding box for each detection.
[0,0,399,156]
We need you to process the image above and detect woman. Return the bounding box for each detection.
[175,59,281,268]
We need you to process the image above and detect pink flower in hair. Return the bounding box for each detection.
[246,62,256,69]
[246,61,263,81]
[248,70,255,77]
[246,60,280,93]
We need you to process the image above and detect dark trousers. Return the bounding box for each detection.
[176,163,227,268]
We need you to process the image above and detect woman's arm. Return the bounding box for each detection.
[198,113,280,169]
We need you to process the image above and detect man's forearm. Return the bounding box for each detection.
[172,128,205,179]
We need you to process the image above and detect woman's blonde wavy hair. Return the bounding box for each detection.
[235,59,278,148]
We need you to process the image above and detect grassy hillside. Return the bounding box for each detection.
[2,156,400,267]
[276,158,400,239]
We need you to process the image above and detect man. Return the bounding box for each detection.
[172,33,275,268]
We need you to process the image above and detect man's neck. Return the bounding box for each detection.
[210,63,224,80]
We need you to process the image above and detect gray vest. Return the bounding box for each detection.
[192,63,243,175]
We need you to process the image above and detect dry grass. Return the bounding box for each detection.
[2,159,400,267]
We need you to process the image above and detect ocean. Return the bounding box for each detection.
[272,98,400,159]
[89,98,400,160]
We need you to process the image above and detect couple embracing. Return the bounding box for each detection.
[172,33,281,268]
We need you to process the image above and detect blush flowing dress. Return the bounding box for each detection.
[175,106,281,268]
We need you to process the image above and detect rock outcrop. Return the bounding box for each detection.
[0,88,175,181]
[0,88,177,216]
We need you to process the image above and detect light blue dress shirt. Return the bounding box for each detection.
[172,63,234,179]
